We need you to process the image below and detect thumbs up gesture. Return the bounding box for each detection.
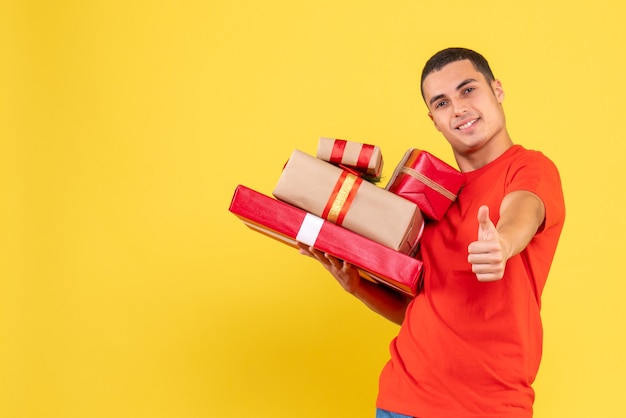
[468,205,506,282]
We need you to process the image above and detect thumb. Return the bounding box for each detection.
[477,205,497,241]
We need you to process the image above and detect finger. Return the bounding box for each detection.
[468,240,501,256]
[477,205,497,241]
[477,205,490,228]
[297,243,318,257]
[475,272,502,282]
[302,246,327,264]
[324,252,341,269]
[473,265,504,282]
[297,242,312,256]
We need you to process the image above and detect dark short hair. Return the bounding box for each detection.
[420,48,495,100]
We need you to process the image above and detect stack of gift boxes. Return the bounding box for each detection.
[229,137,465,296]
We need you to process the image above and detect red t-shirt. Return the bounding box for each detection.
[377,145,566,418]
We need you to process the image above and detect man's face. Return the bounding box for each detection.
[422,59,507,160]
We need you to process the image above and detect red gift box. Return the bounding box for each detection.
[229,185,423,296]
[316,137,383,180]
[386,149,465,221]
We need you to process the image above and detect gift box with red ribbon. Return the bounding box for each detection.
[386,149,465,221]
[229,185,423,296]
[316,137,383,180]
[273,149,424,254]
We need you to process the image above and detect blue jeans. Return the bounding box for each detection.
[376,408,413,418]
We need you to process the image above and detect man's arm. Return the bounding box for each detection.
[298,244,412,325]
[468,190,546,282]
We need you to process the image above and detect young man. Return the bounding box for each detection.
[299,48,565,417]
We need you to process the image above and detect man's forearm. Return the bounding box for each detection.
[351,279,413,325]
[497,190,546,260]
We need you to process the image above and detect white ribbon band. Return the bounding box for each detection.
[295,213,325,246]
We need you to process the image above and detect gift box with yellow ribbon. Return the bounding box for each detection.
[386,149,465,221]
[229,185,423,296]
[273,149,423,254]
[316,137,383,181]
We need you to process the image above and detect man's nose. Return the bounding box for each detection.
[452,100,468,116]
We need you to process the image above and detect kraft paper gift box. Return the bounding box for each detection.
[386,149,465,221]
[273,149,424,255]
[316,137,383,180]
[229,185,424,296]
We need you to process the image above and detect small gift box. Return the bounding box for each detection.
[229,185,424,296]
[273,149,424,254]
[386,149,465,221]
[316,137,383,180]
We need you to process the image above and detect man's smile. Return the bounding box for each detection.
[456,118,479,130]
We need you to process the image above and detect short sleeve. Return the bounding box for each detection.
[505,151,566,233]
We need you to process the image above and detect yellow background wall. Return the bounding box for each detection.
[1,1,624,417]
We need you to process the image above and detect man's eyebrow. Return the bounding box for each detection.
[428,79,479,106]
[456,78,478,91]
[429,94,445,106]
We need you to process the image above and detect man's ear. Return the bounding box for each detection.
[428,112,441,132]
[492,80,505,103]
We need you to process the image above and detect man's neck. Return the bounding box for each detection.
[455,134,514,172]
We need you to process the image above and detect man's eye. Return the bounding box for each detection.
[435,100,448,109]
[463,87,475,94]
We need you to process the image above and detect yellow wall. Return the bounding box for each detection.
[1,1,624,417]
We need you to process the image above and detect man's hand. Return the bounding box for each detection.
[467,191,546,283]
[297,243,412,325]
[467,205,508,282]
[297,244,361,293]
